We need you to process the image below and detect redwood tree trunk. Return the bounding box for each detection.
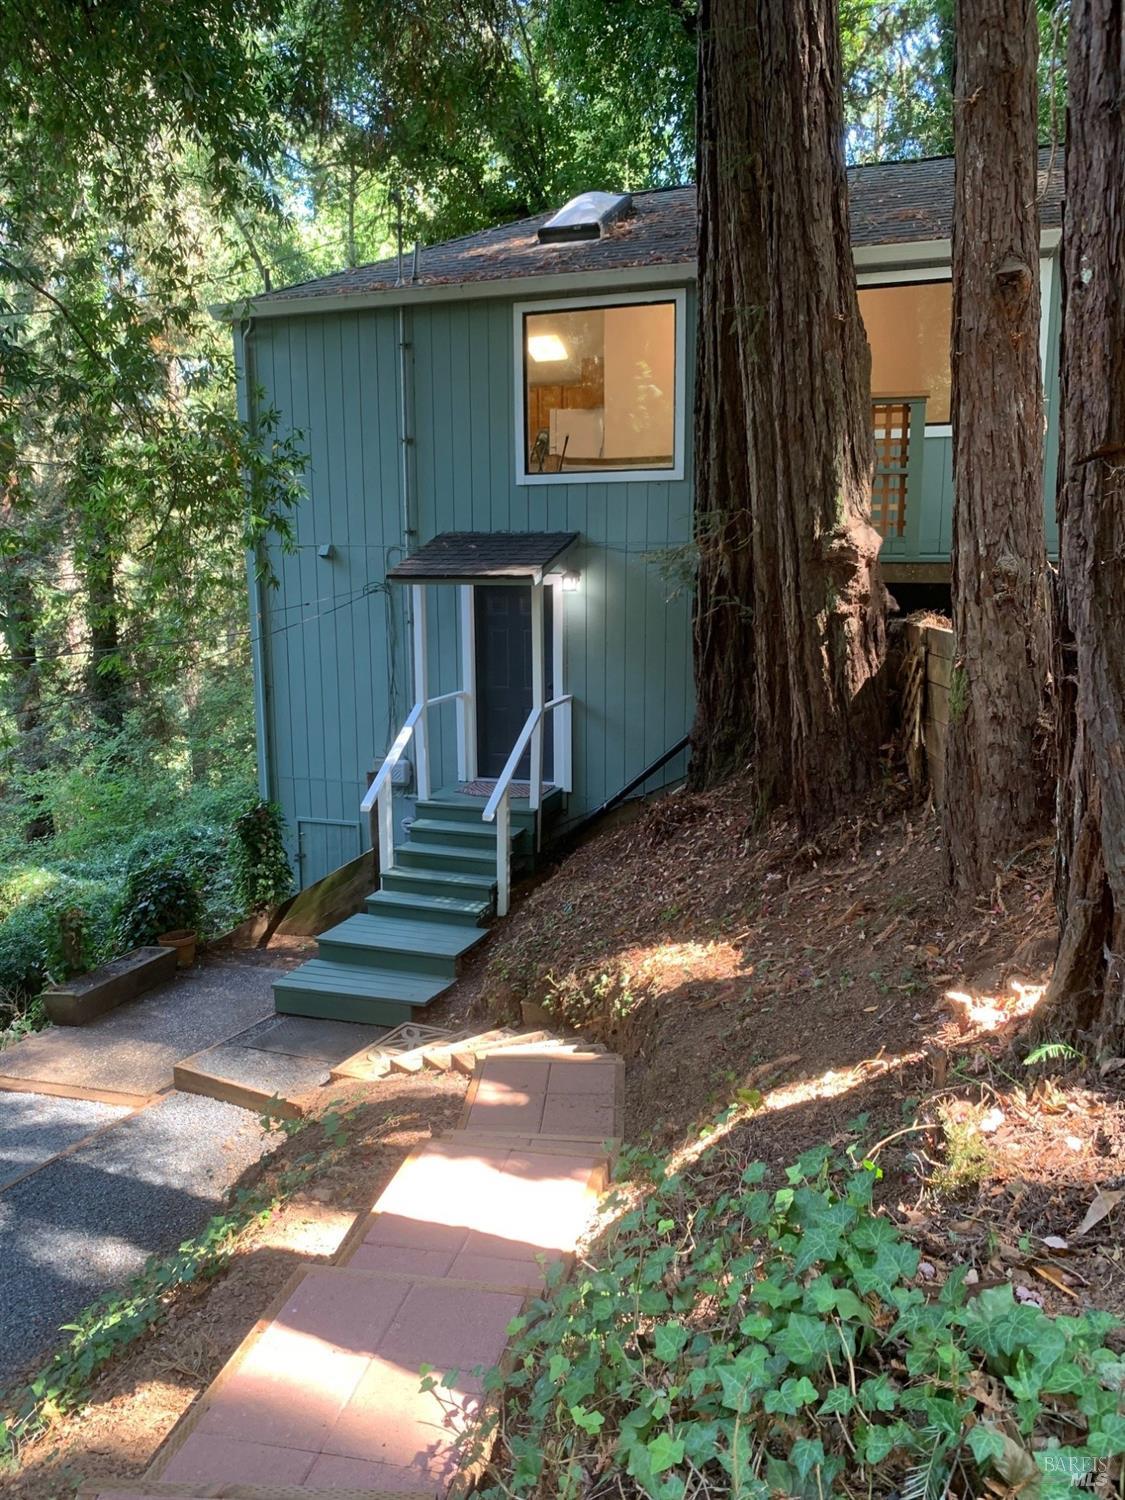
[1034,0,1125,1054]
[689,1,761,787]
[944,0,1049,891]
[83,520,126,731]
[0,531,53,840]
[690,0,887,821]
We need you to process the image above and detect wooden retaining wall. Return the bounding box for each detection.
[903,620,954,804]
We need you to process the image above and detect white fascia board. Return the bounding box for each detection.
[212,262,697,321]
[853,239,952,272]
[213,227,1062,322]
[855,226,1060,274]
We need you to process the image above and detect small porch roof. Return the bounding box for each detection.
[387,530,579,584]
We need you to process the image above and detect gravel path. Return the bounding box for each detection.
[0,1091,271,1384]
[0,1094,130,1191]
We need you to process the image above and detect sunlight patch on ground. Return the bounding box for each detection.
[666,1049,919,1177]
[945,979,1045,1032]
[626,938,744,988]
[254,1204,354,1257]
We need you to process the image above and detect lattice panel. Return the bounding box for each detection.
[871,400,911,538]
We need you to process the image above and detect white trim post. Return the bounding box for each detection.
[496,792,511,917]
[529,582,545,813]
[377,780,395,874]
[549,575,570,792]
[412,584,430,801]
[458,585,477,783]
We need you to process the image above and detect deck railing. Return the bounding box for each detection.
[871,396,927,550]
[482,693,573,917]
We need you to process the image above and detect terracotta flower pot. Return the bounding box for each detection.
[157,929,197,968]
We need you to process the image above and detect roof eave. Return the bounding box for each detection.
[388,532,579,585]
[211,227,1061,323]
[212,261,697,322]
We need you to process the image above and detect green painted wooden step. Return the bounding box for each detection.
[407,817,526,850]
[395,841,497,877]
[380,866,496,904]
[317,913,487,977]
[415,796,536,832]
[273,959,451,1026]
[364,889,489,927]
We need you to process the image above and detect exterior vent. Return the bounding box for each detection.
[537,191,633,244]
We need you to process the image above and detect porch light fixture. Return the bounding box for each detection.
[560,569,581,593]
[527,331,568,363]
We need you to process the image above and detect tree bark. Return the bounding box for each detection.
[0,517,53,840]
[690,0,887,822]
[1033,0,1125,1055]
[688,1,760,787]
[84,522,126,731]
[944,0,1049,891]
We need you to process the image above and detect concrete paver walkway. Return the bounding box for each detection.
[0,960,278,1103]
[86,1048,624,1498]
[175,1013,389,1115]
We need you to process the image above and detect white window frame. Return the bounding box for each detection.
[857,257,1057,439]
[857,265,954,435]
[513,287,687,486]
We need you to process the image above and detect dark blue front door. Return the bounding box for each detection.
[474,585,554,780]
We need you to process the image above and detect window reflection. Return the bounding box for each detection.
[858,280,952,424]
[523,301,676,473]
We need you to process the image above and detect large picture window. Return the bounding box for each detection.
[517,294,683,482]
[858,279,952,424]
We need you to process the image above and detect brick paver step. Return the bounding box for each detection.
[457,1052,624,1141]
[146,1265,524,1497]
[82,1483,432,1499]
[334,1136,609,1291]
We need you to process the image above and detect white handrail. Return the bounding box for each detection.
[482,708,542,823]
[362,701,423,815]
[483,693,574,916]
[362,701,423,875]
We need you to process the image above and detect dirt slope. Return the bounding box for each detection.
[485,775,1124,1319]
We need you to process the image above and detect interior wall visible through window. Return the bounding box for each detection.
[523,300,676,474]
[858,280,952,424]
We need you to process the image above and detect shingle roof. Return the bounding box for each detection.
[257,148,1064,306]
[387,531,580,582]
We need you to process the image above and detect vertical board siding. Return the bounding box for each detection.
[253,287,697,884]
[251,262,1057,888]
[254,308,409,885]
[409,289,696,828]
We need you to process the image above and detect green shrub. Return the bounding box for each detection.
[0,868,118,1019]
[113,858,203,947]
[472,1141,1123,1500]
[232,800,293,914]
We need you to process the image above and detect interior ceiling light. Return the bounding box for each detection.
[527,332,568,362]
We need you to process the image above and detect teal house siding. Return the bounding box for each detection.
[409,291,694,820]
[241,283,694,888]
[239,247,1062,892]
[242,307,413,886]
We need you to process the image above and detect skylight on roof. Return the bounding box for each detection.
[538,192,633,245]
